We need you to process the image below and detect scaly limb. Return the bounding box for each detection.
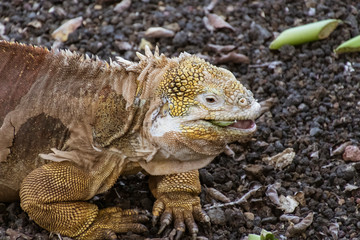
[20,162,148,240]
[149,170,210,240]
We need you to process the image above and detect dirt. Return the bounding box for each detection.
[0,0,360,239]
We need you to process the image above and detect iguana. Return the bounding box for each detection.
[0,41,260,239]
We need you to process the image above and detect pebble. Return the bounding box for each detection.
[207,208,226,225]
[114,0,131,13]
[145,27,175,38]
[274,140,285,151]
[322,208,334,219]
[14,218,26,228]
[244,212,255,221]
[249,22,272,43]
[336,164,357,181]
[343,145,360,162]
[278,44,296,60]
[285,93,303,107]
[298,103,309,111]
[113,41,132,51]
[224,209,245,227]
[310,127,322,137]
[172,31,188,47]
[261,216,278,224]
[199,169,214,187]
[101,25,115,35]
[88,41,103,53]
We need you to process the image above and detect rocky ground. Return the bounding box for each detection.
[0,0,360,239]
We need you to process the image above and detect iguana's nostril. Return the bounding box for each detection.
[238,97,248,106]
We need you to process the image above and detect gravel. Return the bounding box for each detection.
[1,0,360,239]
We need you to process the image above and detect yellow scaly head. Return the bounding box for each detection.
[151,55,261,158]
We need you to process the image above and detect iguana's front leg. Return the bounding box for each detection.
[20,161,148,240]
[149,170,210,239]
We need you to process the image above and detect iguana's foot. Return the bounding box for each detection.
[149,170,210,240]
[77,207,148,240]
[152,192,210,240]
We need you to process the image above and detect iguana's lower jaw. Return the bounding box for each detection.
[179,119,256,147]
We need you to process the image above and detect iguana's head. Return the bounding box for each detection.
[116,48,261,175]
[149,55,260,161]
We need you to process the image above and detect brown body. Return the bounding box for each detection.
[0,41,260,239]
[0,42,142,201]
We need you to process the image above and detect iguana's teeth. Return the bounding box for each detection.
[209,120,236,127]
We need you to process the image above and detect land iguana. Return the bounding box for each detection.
[0,41,260,239]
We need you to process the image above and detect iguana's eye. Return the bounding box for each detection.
[200,93,223,108]
[205,97,216,103]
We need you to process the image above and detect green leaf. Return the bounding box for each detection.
[248,234,261,240]
[260,229,278,240]
[248,229,279,240]
[269,19,341,50]
[334,34,360,54]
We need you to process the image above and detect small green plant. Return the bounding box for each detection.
[248,229,279,240]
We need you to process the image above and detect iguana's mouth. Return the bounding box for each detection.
[209,120,256,129]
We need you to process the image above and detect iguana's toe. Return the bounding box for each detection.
[77,207,148,240]
[193,205,210,223]
[184,210,199,238]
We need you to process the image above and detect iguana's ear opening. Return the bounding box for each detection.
[138,156,214,175]
[160,102,170,117]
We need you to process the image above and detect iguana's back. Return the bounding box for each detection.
[0,42,137,201]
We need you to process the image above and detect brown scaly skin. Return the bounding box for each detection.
[0,41,260,239]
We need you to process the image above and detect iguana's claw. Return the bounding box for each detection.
[104,230,117,240]
[77,207,148,240]
[152,215,159,227]
[175,230,184,240]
